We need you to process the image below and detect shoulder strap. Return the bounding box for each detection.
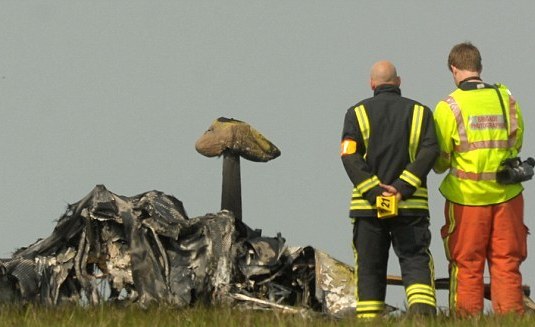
[492,84,509,134]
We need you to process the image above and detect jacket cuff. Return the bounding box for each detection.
[399,169,422,188]
[391,179,416,200]
[363,186,383,205]
[355,175,380,194]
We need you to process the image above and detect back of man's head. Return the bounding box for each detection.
[448,42,482,73]
[370,60,400,90]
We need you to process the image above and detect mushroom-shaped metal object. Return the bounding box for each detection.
[195,117,281,223]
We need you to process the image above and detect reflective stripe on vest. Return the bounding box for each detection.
[444,94,517,152]
[449,167,496,181]
[508,92,518,146]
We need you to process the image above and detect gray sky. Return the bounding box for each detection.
[2,1,535,310]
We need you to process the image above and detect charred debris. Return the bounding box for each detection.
[0,184,354,316]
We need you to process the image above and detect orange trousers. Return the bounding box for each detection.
[441,194,527,315]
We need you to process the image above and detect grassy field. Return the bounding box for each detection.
[1,304,535,327]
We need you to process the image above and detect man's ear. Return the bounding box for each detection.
[370,78,376,90]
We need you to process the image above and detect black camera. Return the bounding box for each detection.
[496,157,535,184]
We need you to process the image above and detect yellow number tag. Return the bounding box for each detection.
[376,195,398,218]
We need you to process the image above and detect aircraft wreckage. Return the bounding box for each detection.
[1,117,534,316]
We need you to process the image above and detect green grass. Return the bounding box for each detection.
[0,304,534,327]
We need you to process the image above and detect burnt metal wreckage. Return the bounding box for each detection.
[1,117,534,316]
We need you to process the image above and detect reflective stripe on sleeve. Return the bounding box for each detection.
[355,176,380,194]
[400,169,422,188]
[409,105,424,162]
[354,105,370,150]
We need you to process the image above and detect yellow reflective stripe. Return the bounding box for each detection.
[443,202,455,261]
[356,313,380,319]
[400,198,428,205]
[409,104,424,162]
[408,296,436,307]
[443,202,459,313]
[356,300,385,312]
[449,263,459,310]
[398,201,428,210]
[399,185,429,210]
[406,284,435,297]
[400,169,421,188]
[412,187,428,198]
[406,283,436,307]
[355,176,380,194]
[354,105,370,149]
[350,200,374,210]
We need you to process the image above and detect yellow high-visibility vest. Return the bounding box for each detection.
[433,83,524,205]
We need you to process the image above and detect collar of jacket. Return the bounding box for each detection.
[458,80,491,91]
[373,84,401,96]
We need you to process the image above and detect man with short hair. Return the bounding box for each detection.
[434,42,527,315]
[341,60,439,318]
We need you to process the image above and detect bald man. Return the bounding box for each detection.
[340,61,439,318]
[369,60,401,88]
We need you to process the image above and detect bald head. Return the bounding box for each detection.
[370,60,400,90]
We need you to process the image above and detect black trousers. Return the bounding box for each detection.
[352,215,435,306]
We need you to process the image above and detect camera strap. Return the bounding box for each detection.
[492,84,515,156]
[492,84,509,133]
